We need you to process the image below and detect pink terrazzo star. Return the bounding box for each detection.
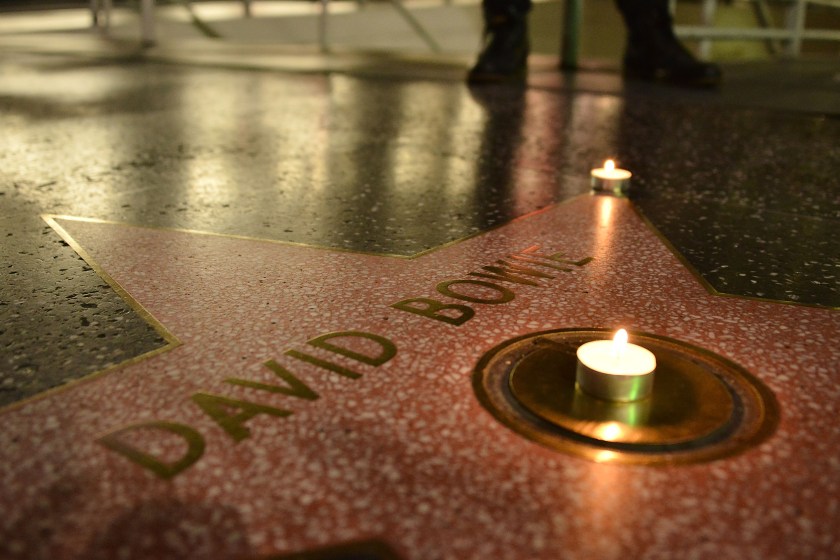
[1,195,839,559]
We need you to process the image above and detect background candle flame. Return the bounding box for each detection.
[605,159,615,171]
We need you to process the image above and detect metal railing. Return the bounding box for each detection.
[675,0,840,58]
[90,0,442,50]
[560,0,840,68]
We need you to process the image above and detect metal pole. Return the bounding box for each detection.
[700,0,717,60]
[785,0,806,56]
[388,0,442,52]
[140,0,156,46]
[319,0,329,53]
[561,0,582,70]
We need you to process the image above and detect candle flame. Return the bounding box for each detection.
[612,329,628,358]
[604,159,615,171]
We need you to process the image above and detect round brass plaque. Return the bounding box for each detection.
[472,329,778,465]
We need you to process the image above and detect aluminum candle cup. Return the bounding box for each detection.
[570,386,652,425]
[575,330,656,402]
[591,159,632,195]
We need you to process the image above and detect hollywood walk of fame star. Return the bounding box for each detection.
[1,195,839,559]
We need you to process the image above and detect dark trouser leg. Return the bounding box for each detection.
[614,0,722,87]
[467,0,533,84]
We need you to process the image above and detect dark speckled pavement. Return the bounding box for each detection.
[1,4,839,559]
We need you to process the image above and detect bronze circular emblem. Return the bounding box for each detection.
[472,329,778,465]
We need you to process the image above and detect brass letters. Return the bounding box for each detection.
[191,393,292,443]
[226,359,320,401]
[391,245,592,327]
[436,279,515,304]
[100,330,398,478]
[97,421,205,480]
[468,260,555,286]
[307,331,397,366]
[390,298,475,326]
[98,246,590,479]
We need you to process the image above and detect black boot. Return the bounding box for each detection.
[615,0,722,88]
[467,5,530,84]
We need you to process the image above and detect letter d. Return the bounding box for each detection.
[98,421,205,480]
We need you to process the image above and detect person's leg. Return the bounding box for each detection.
[467,0,532,84]
[614,0,721,87]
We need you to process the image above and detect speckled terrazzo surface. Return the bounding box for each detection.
[2,51,839,405]
[0,215,168,407]
[2,198,839,559]
[2,10,840,559]
[623,106,840,307]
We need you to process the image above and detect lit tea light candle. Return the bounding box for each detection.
[591,159,632,195]
[576,329,656,402]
